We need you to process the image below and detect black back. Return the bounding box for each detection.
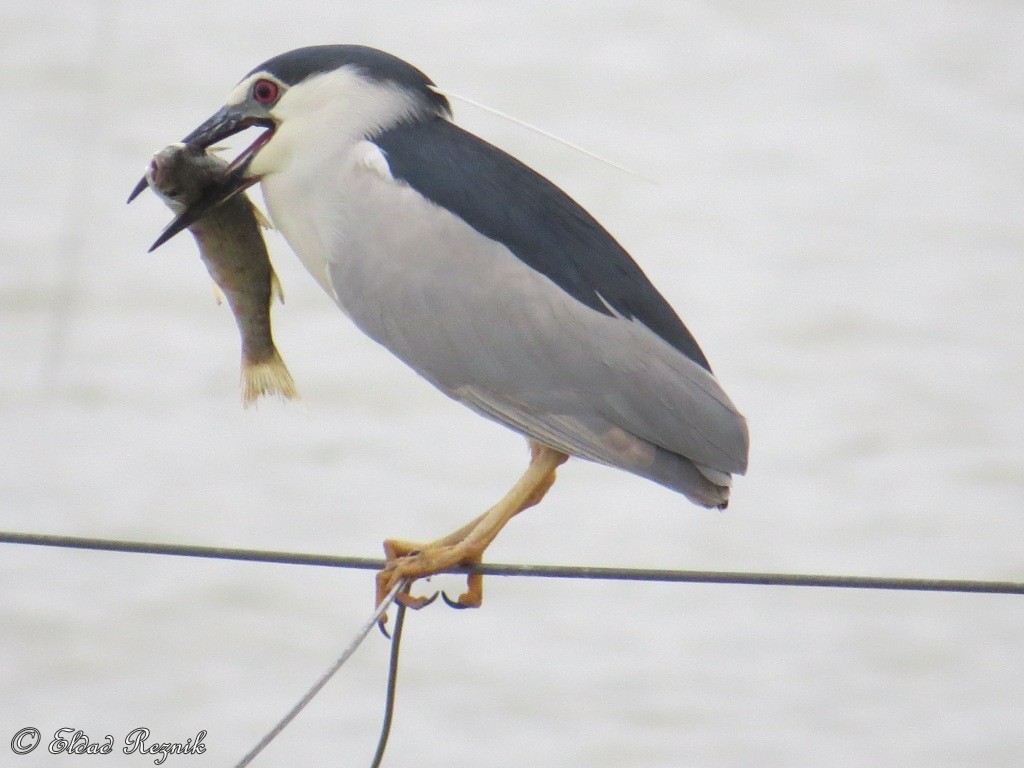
[373,117,712,371]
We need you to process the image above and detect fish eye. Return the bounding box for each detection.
[252,78,280,106]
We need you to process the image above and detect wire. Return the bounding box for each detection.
[370,598,407,768]
[433,88,653,184]
[233,578,408,768]
[2,530,1022,596]
[5,528,1021,766]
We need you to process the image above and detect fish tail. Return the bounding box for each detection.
[240,349,298,407]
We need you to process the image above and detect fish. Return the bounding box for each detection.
[145,143,298,406]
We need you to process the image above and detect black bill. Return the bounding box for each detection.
[146,163,260,252]
[129,105,274,252]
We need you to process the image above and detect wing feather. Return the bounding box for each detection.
[316,134,748,505]
[372,117,714,371]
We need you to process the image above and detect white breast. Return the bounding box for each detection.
[258,139,418,310]
[250,66,430,304]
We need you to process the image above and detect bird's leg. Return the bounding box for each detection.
[377,441,568,610]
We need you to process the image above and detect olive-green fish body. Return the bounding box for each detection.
[147,144,297,405]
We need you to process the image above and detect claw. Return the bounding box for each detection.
[440,591,473,609]
[373,443,565,617]
[397,590,439,610]
[378,586,438,637]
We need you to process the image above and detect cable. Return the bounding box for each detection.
[233,578,408,768]
[5,528,1020,767]
[370,598,407,768]
[2,530,1022,595]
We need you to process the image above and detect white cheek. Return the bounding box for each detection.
[225,77,257,107]
[248,132,288,177]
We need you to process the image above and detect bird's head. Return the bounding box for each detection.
[131,45,451,250]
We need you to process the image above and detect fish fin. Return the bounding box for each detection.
[270,267,285,305]
[211,281,226,306]
[240,349,298,407]
[252,204,274,230]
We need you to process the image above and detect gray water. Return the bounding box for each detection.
[2,2,1022,766]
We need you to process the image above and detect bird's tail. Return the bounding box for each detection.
[641,447,733,509]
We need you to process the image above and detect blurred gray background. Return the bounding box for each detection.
[2,1,1022,765]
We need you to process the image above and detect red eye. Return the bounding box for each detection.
[252,78,280,105]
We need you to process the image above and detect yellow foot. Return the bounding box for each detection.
[374,441,569,620]
[376,538,484,611]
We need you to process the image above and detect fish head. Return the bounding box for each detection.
[131,47,447,252]
[130,83,279,251]
[144,143,225,212]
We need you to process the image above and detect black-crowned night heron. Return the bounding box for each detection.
[131,45,749,610]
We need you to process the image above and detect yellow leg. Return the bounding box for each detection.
[376,441,568,609]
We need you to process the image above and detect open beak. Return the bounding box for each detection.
[128,105,275,252]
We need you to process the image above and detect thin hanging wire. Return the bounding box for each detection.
[233,578,409,768]
[370,599,408,768]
